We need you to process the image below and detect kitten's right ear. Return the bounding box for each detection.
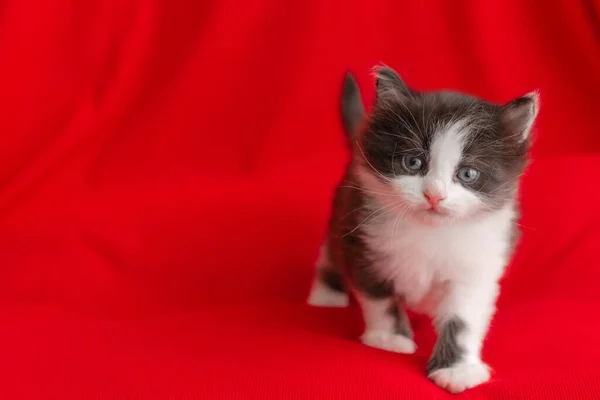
[341,72,366,139]
[373,65,412,100]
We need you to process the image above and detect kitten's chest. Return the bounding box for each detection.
[363,214,510,311]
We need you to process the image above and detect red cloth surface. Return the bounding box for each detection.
[0,0,599,398]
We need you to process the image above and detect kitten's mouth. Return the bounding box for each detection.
[422,206,449,217]
[415,206,453,226]
[425,205,444,214]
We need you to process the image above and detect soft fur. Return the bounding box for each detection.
[308,66,538,394]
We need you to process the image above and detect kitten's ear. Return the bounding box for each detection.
[501,91,540,141]
[373,65,412,100]
[341,72,366,139]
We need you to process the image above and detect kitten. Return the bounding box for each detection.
[308,66,538,393]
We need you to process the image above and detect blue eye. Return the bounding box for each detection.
[457,167,480,183]
[402,156,423,172]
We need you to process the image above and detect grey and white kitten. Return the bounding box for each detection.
[308,66,538,393]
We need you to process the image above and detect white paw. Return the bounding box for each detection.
[307,281,349,307]
[361,330,417,354]
[429,362,490,394]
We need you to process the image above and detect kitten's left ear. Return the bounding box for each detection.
[501,91,540,141]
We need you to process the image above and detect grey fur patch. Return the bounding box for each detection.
[374,65,412,98]
[427,317,467,374]
[326,169,394,300]
[317,265,346,293]
[388,301,414,339]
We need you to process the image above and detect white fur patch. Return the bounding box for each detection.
[427,119,468,188]
[361,330,416,354]
[354,292,417,353]
[429,362,491,393]
[362,203,512,315]
[307,279,349,308]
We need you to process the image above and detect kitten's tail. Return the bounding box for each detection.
[341,72,366,141]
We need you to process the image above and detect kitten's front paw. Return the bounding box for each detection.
[361,330,417,354]
[428,362,490,393]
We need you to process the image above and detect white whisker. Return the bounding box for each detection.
[339,185,402,197]
[392,204,411,237]
[342,200,402,238]
[392,142,398,177]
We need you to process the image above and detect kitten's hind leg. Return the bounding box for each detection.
[307,243,349,307]
[357,293,416,354]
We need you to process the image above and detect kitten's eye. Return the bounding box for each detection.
[402,156,423,172]
[457,167,480,183]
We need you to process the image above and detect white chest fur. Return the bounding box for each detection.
[362,206,514,314]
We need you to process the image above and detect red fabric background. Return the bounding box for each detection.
[0,0,599,398]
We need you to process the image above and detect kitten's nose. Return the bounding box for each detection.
[423,191,444,208]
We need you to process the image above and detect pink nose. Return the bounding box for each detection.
[424,192,444,208]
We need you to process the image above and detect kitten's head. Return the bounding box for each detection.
[345,66,538,225]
